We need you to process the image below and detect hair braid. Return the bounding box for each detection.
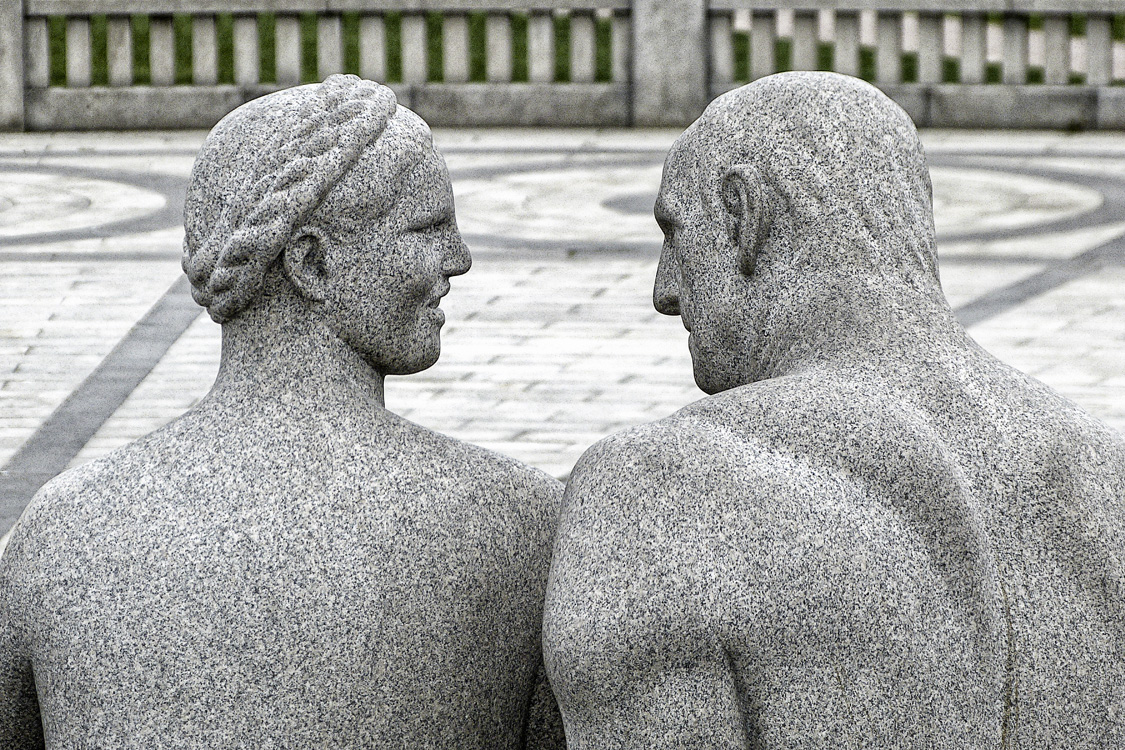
[182,75,398,323]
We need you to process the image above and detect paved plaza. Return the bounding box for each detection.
[3,126,1125,534]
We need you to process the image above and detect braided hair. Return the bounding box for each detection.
[182,75,399,323]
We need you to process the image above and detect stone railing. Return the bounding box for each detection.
[2,0,1125,130]
[708,1,1125,129]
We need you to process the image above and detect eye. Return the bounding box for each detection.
[408,205,456,232]
[408,217,449,234]
[657,219,678,243]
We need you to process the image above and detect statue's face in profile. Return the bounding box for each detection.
[317,144,471,376]
[653,134,754,395]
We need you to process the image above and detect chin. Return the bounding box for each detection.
[384,337,441,376]
[693,371,729,395]
[387,353,440,376]
[692,357,749,395]
[692,357,725,394]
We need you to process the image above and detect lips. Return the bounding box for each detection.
[428,282,451,308]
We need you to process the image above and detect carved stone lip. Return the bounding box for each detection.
[428,283,451,307]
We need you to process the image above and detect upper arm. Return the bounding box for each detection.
[543,428,756,747]
[0,550,44,748]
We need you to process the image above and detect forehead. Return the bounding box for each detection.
[333,143,453,219]
[655,133,702,223]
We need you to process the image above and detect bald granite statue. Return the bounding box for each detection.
[543,72,1125,747]
[0,76,564,748]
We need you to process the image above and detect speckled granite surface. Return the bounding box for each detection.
[543,72,1125,747]
[0,77,564,748]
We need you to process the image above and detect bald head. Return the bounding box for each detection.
[676,72,938,284]
[654,72,951,392]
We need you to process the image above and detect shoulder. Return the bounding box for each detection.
[561,408,797,529]
[2,427,213,569]
[0,460,108,599]
[384,414,564,530]
[559,372,939,525]
[403,416,562,495]
[564,377,835,495]
[2,457,115,560]
[9,456,117,533]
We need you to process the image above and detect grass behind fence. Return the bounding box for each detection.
[45,12,1125,88]
[46,12,614,86]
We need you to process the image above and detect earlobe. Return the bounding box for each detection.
[283,230,329,304]
[721,165,771,277]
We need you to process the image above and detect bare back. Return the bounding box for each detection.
[1,401,562,748]
[544,343,1125,748]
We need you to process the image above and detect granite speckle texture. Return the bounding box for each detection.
[542,72,1125,747]
[0,76,564,748]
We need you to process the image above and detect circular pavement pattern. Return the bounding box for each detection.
[930,166,1103,237]
[0,171,166,238]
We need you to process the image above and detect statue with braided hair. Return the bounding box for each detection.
[0,77,565,748]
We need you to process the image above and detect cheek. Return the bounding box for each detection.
[366,253,429,317]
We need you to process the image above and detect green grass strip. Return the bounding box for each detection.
[131,15,151,85]
[554,14,570,82]
[466,13,484,82]
[511,14,529,82]
[733,32,748,82]
[89,15,107,85]
[299,12,317,83]
[173,14,193,85]
[342,12,360,76]
[258,13,277,83]
[901,52,918,83]
[595,16,612,82]
[215,14,233,84]
[48,17,65,86]
[426,12,442,81]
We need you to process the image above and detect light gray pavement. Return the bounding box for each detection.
[3,127,1125,534]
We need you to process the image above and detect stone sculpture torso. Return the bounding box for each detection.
[0,76,564,749]
[4,400,560,747]
[543,72,1125,748]
[546,350,1125,747]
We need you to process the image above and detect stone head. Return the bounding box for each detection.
[182,75,471,376]
[653,71,943,393]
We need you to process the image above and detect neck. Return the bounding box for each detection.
[755,271,967,382]
[205,290,386,413]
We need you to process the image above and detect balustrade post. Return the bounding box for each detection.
[631,0,707,125]
[0,0,25,130]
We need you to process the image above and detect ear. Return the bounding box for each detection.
[721,164,771,277]
[282,229,329,304]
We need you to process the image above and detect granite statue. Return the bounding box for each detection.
[0,76,564,748]
[542,72,1125,747]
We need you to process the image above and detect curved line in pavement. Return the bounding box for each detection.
[0,161,188,247]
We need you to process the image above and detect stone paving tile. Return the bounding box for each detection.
[937,263,1046,310]
[0,171,166,237]
[930,165,1104,236]
[969,265,1125,430]
[0,258,182,464]
[67,312,214,467]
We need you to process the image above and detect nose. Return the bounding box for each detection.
[653,243,680,316]
[443,232,472,278]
